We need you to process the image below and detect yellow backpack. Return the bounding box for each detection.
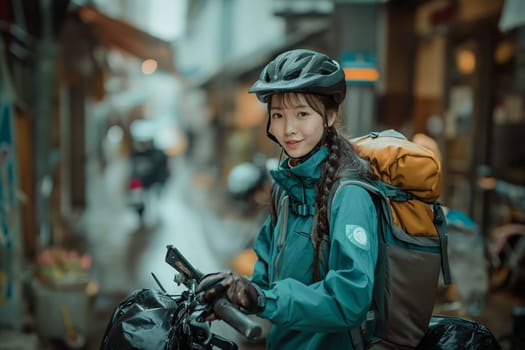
[352,129,442,237]
[330,129,451,349]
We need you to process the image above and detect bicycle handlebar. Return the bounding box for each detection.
[213,297,262,339]
[165,245,262,340]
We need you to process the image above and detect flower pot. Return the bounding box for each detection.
[32,279,88,341]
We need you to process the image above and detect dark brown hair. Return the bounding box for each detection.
[268,92,374,281]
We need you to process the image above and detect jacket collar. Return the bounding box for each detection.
[270,146,328,204]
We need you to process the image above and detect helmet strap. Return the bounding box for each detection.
[265,117,280,145]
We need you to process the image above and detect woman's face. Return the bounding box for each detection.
[269,93,336,159]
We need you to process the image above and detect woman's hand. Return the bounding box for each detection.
[197,272,265,314]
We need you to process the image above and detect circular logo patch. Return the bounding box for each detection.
[345,225,369,250]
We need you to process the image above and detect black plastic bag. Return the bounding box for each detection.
[417,315,501,350]
[100,288,178,350]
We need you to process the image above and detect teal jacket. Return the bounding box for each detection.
[251,147,378,349]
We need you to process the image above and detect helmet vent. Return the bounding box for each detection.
[284,70,301,81]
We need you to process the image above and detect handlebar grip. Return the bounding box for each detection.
[213,297,263,341]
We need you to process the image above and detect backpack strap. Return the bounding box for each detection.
[290,200,316,216]
[433,202,451,285]
[349,328,365,350]
[271,184,330,275]
[271,184,285,227]
[271,184,315,221]
[377,181,451,285]
[270,184,292,256]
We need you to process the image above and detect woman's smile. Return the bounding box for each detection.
[285,139,302,148]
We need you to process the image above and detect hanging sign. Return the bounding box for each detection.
[340,51,379,85]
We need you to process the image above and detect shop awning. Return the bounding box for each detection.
[499,0,525,32]
[76,6,176,74]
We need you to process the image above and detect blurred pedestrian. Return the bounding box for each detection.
[226,158,276,277]
[197,49,378,349]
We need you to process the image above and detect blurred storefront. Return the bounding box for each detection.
[0,0,179,331]
[396,0,525,243]
[1,0,72,329]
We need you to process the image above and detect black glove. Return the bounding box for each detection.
[196,272,265,314]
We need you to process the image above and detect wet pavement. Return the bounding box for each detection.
[76,152,266,350]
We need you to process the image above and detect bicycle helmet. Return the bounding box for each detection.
[248,49,346,103]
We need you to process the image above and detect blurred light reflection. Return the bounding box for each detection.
[141,59,158,74]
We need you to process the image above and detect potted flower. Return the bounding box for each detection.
[36,247,92,290]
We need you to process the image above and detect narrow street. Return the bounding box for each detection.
[3,1,525,349]
[77,148,266,350]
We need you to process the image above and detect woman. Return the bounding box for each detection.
[197,48,378,349]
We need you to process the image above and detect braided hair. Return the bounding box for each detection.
[268,92,374,282]
[312,125,374,281]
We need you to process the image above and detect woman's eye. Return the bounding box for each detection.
[271,113,282,119]
[298,111,309,117]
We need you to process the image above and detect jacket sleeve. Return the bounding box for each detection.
[258,185,378,332]
[250,216,273,289]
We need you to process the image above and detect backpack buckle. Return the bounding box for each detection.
[291,201,315,216]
